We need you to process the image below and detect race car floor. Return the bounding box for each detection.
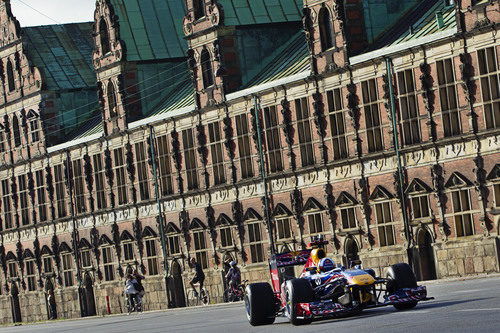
[2,275,499,333]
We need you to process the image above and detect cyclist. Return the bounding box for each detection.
[125,274,139,312]
[189,257,205,298]
[133,270,145,308]
[225,261,241,292]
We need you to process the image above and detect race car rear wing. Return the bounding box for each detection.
[269,250,312,293]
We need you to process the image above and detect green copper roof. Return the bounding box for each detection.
[147,78,194,118]
[23,23,96,90]
[110,0,187,61]
[219,0,303,26]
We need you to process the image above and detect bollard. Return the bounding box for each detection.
[106,295,111,315]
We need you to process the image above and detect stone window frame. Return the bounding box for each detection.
[35,169,47,223]
[1,178,13,229]
[144,238,159,276]
[6,59,15,92]
[113,147,128,206]
[42,255,54,275]
[0,129,6,153]
[200,48,214,89]
[25,259,37,292]
[303,198,326,242]
[72,159,86,214]
[166,223,182,257]
[406,179,432,221]
[335,192,359,231]
[445,172,475,237]
[215,214,235,250]
[360,78,385,152]
[12,114,21,147]
[28,112,41,143]
[193,0,206,21]
[246,215,265,264]
[190,219,209,269]
[18,174,30,226]
[99,18,111,56]
[54,164,67,218]
[370,186,396,247]
[273,203,294,242]
[326,88,349,160]
[263,105,284,173]
[101,245,115,282]
[207,121,227,185]
[476,46,500,129]
[182,128,200,191]
[80,248,92,270]
[7,260,18,279]
[318,5,335,52]
[92,153,107,210]
[234,113,254,179]
[436,58,462,137]
[61,252,75,287]
[156,134,174,196]
[294,97,316,167]
[134,141,151,201]
[396,68,422,146]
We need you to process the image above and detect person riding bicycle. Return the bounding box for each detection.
[225,261,241,291]
[125,274,139,311]
[133,270,145,306]
[189,257,205,298]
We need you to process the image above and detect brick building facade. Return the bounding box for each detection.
[0,0,499,324]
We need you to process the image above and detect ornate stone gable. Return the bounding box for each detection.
[92,0,124,69]
[457,0,500,33]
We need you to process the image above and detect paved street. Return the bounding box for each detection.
[2,276,500,333]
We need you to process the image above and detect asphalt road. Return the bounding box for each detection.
[2,276,500,333]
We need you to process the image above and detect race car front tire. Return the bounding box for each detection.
[285,279,314,326]
[244,283,276,326]
[386,263,418,311]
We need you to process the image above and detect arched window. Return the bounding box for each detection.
[193,0,205,20]
[107,81,117,116]
[201,49,213,89]
[7,59,15,92]
[99,19,111,55]
[318,7,334,52]
[12,115,21,147]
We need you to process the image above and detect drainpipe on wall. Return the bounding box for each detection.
[253,96,275,255]
[385,58,413,266]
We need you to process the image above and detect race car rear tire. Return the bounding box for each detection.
[386,263,418,311]
[285,279,314,326]
[244,283,276,326]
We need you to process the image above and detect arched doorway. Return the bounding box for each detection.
[82,273,96,316]
[171,261,186,308]
[10,282,22,323]
[417,229,436,281]
[344,237,359,267]
[45,278,57,320]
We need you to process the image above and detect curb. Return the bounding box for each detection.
[423,273,500,285]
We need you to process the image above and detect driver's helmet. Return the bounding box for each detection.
[229,261,237,267]
[311,248,326,266]
[318,258,335,272]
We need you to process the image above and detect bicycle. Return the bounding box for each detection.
[223,279,248,302]
[125,292,143,314]
[186,286,210,306]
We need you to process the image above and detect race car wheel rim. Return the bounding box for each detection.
[285,289,292,318]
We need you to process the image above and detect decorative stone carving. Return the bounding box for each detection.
[223,114,237,183]
[104,148,115,208]
[431,164,450,239]
[291,189,304,248]
[346,83,361,156]
[196,121,209,189]
[125,142,137,204]
[90,227,103,280]
[419,62,436,142]
[231,200,246,262]
[459,53,477,133]
[171,128,184,194]
[312,92,328,164]
[51,234,62,285]
[281,98,297,171]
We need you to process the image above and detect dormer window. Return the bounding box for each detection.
[7,59,15,92]
[318,7,334,52]
[99,19,111,55]
[201,49,213,89]
[107,81,117,116]
[193,0,205,20]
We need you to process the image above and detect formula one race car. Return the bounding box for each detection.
[244,237,433,326]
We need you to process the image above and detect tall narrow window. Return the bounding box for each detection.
[183,129,199,190]
[201,49,213,89]
[437,59,461,137]
[307,213,324,237]
[93,154,107,210]
[1,179,12,229]
[493,183,500,208]
[193,229,208,268]
[478,47,500,129]
[248,222,264,263]
[263,106,283,173]
[73,160,86,214]
[123,242,134,262]
[8,262,17,278]
[7,59,15,92]
[452,189,474,237]
[167,231,181,256]
[327,89,348,159]
[276,217,292,240]
[30,117,40,142]
[397,69,421,145]
[43,256,53,274]
[99,19,110,55]
[135,142,150,201]
[362,79,384,152]
[145,239,159,275]
[375,201,395,247]
[0,132,5,153]
[26,260,36,291]
[114,148,128,205]
[102,247,115,281]
[35,170,47,222]
[107,81,117,116]
[318,7,334,52]
[157,135,173,195]
[193,0,205,20]
[219,226,233,248]
[18,175,29,226]
[235,114,254,179]
[208,122,226,185]
[62,253,74,287]
[12,116,21,147]
[295,98,315,167]
[81,249,92,269]
[54,165,67,218]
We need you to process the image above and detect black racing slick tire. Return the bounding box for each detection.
[386,263,418,311]
[284,279,314,326]
[244,283,276,326]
